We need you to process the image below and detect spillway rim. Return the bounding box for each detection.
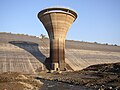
[38,7,77,20]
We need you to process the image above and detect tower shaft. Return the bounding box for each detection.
[50,38,65,70]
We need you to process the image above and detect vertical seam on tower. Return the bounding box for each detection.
[49,13,54,38]
[58,38,60,68]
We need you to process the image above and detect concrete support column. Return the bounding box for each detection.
[50,38,65,71]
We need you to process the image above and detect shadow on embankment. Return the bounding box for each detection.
[9,41,47,69]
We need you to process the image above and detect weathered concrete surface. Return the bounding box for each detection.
[0,32,120,74]
[38,8,77,71]
[0,33,48,74]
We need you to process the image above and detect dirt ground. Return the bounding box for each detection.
[0,72,43,90]
[0,63,120,90]
[38,62,120,90]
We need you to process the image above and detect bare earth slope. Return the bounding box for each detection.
[0,32,120,74]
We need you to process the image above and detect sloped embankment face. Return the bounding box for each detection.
[0,32,120,74]
[65,49,120,71]
[65,39,120,71]
[0,33,49,74]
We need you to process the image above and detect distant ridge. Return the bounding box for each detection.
[0,32,120,74]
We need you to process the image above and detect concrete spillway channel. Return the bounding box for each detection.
[0,32,120,74]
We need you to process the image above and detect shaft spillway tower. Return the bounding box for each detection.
[38,7,77,71]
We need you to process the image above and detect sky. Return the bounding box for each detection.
[0,0,120,45]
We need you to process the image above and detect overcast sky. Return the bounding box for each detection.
[0,0,120,45]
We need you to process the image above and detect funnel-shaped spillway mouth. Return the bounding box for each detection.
[38,7,77,21]
[38,7,77,71]
[38,7,77,39]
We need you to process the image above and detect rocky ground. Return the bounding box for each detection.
[37,62,120,90]
[0,63,120,90]
[0,72,43,90]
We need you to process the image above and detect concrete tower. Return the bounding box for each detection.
[38,7,77,71]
